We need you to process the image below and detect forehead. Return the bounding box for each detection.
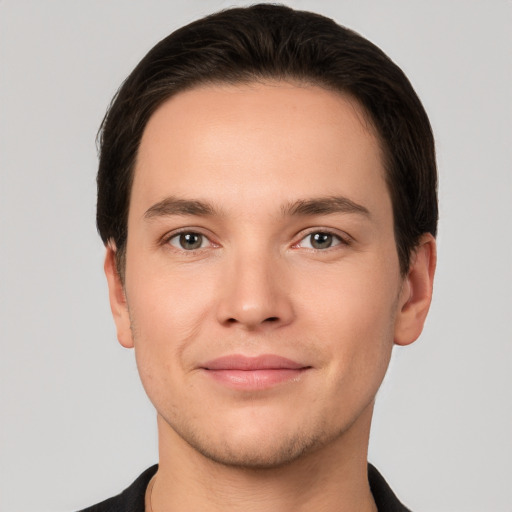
[132,82,388,217]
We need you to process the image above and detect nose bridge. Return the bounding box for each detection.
[217,241,294,329]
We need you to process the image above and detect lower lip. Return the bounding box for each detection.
[203,368,308,390]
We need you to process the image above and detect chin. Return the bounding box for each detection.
[164,410,341,470]
[190,431,325,470]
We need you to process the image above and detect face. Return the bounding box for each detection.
[106,82,433,469]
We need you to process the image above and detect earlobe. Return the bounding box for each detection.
[104,244,134,349]
[394,234,437,346]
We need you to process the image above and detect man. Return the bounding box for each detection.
[80,4,436,511]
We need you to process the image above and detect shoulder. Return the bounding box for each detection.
[76,465,158,512]
[368,463,412,512]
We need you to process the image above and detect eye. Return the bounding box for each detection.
[297,231,344,250]
[167,232,210,250]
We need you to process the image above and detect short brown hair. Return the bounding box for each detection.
[96,4,437,276]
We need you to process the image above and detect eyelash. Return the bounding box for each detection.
[162,228,350,253]
[163,230,216,252]
[292,229,351,251]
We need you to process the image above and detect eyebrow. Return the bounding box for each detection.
[143,195,370,220]
[144,197,217,219]
[282,196,370,218]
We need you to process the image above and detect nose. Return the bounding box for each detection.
[216,248,295,331]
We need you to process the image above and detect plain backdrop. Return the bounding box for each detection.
[1,1,511,511]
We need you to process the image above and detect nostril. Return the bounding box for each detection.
[225,316,279,325]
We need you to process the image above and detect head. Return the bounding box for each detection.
[99,5,437,470]
[97,3,437,280]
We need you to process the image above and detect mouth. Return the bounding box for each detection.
[199,354,311,390]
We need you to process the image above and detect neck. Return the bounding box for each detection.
[149,405,377,512]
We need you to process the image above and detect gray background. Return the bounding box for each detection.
[1,1,511,511]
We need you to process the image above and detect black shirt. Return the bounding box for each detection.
[77,463,411,512]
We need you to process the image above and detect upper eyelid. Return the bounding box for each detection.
[161,227,215,244]
[293,227,352,244]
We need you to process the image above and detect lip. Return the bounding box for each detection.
[200,354,311,390]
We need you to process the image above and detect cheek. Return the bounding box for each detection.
[125,261,219,378]
[297,256,400,375]
[126,274,216,415]
[127,246,218,328]
[300,256,399,329]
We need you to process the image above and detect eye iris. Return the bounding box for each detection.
[180,233,202,250]
[311,232,332,249]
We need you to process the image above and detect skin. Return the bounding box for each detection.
[105,82,436,511]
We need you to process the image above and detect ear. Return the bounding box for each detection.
[394,233,437,346]
[104,244,134,349]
